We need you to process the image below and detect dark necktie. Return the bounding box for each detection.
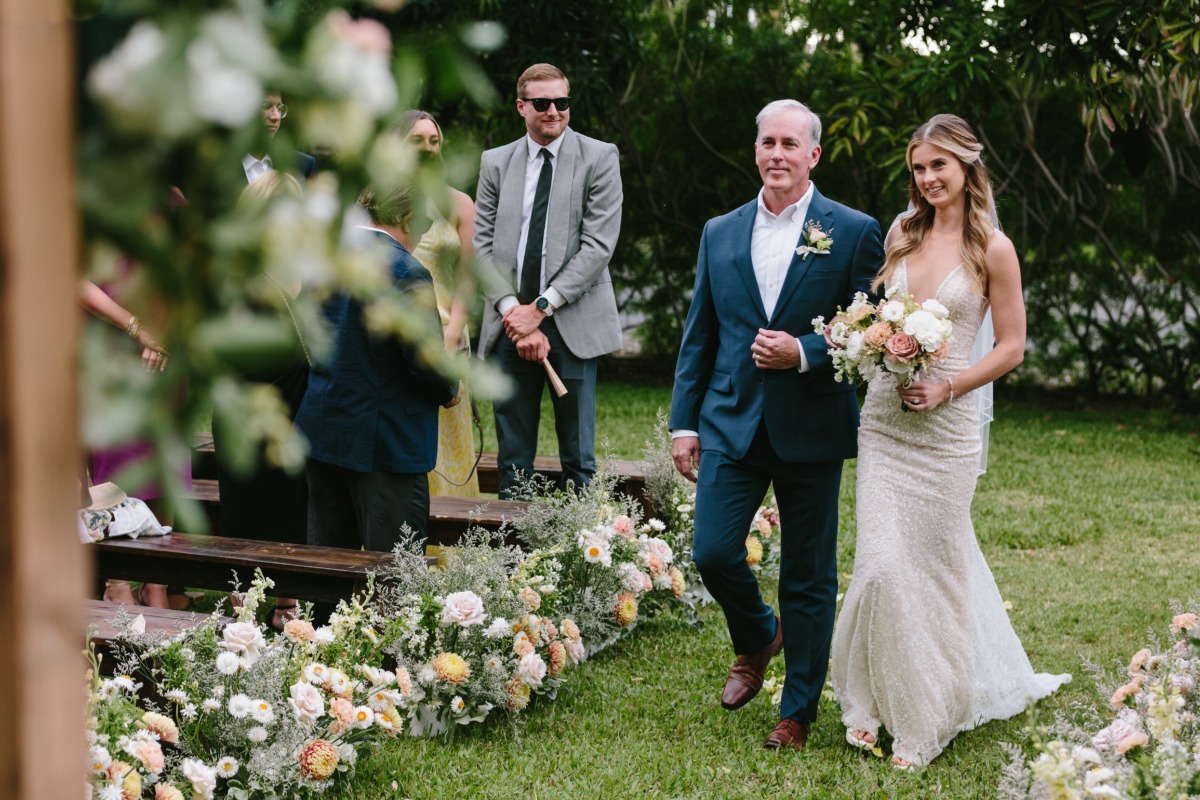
[520,148,553,303]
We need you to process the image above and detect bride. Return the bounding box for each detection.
[829,114,1070,768]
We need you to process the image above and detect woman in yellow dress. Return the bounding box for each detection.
[401,110,480,497]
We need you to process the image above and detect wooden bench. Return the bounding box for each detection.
[87,599,231,671]
[187,478,529,546]
[93,532,405,604]
[191,436,651,515]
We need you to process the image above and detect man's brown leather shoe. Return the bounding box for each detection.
[764,718,810,752]
[720,615,783,710]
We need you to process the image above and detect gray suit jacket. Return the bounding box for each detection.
[474,127,623,360]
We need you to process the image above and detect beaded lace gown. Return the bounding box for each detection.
[830,260,1070,766]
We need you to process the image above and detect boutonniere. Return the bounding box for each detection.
[795,220,834,260]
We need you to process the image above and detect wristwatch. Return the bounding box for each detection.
[535,295,555,317]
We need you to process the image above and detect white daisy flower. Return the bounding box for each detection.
[483,617,510,639]
[98,783,123,800]
[164,688,188,705]
[181,703,198,720]
[353,706,374,729]
[249,699,275,724]
[215,651,240,675]
[303,662,329,685]
[450,696,466,715]
[327,669,350,696]
[88,745,112,774]
[216,756,239,778]
[227,693,253,719]
[313,626,335,644]
[246,726,268,743]
[201,698,221,713]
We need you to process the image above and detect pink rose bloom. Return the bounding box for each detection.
[645,552,664,577]
[517,652,547,687]
[863,321,893,347]
[134,739,164,774]
[611,516,635,538]
[327,9,391,55]
[1171,613,1198,634]
[440,591,486,628]
[329,697,355,734]
[289,682,325,723]
[1092,718,1143,752]
[284,619,315,644]
[221,622,266,661]
[883,332,920,364]
[646,538,674,565]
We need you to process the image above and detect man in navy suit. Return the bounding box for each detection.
[669,99,882,751]
[296,185,460,552]
[243,92,317,184]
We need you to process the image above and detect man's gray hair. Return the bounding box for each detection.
[756,99,822,151]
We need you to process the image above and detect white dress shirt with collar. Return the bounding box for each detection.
[497,133,568,316]
[242,153,274,184]
[671,182,816,441]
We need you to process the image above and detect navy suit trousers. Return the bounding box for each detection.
[692,420,843,724]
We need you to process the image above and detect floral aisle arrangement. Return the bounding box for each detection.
[89,572,398,799]
[812,289,953,393]
[1000,602,1200,800]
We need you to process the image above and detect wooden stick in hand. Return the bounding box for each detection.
[542,359,568,397]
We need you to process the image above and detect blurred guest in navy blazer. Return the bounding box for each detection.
[296,184,461,553]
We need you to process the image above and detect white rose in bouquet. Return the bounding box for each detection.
[440,591,486,628]
[921,298,950,319]
[880,300,906,322]
[844,330,866,361]
[902,310,950,351]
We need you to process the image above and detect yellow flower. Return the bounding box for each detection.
[614,592,638,626]
[433,652,470,684]
[745,535,763,567]
[299,739,339,781]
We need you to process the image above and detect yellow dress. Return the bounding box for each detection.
[412,210,480,498]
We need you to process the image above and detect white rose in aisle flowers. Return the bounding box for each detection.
[645,537,674,565]
[440,591,486,628]
[181,758,217,800]
[288,682,324,723]
[921,298,950,319]
[221,622,265,663]
[517,652,547,687]
[880,300,906,323]
[902,310,951,352]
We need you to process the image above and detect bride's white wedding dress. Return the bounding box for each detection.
[830,260,1070,766]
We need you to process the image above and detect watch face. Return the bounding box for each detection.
[536,297,549,310]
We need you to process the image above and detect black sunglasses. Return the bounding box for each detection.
[522,96,571,112]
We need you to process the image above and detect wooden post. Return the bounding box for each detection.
[0,1,89,798]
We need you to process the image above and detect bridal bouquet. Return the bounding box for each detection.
[812,289,953,387]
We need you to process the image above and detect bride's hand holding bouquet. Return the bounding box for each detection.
[813,289,954,411]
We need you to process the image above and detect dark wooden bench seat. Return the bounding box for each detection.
[186,478,530,546]
[87,599,232,670]
[191,436,650,514]
[92,532,403,603]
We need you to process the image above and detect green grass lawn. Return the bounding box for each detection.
[320,384,1200,799]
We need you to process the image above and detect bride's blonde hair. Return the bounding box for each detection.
[874,114,997,296]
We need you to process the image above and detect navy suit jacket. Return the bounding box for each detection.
[669,188,883,463]
[296,231,456,474]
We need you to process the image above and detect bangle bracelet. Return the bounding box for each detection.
[948,377,956,404]
[126,315,141,339]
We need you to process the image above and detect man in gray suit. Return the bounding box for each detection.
[474,63,624,497]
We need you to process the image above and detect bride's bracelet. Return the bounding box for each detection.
[948,377,956,403]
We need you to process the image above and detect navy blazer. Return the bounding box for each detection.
[669,188,883,463]
[296,231,456,474]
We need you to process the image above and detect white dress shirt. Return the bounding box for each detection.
[242,153,274,184]
[671,183,815,441]
[497,134,568,316]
